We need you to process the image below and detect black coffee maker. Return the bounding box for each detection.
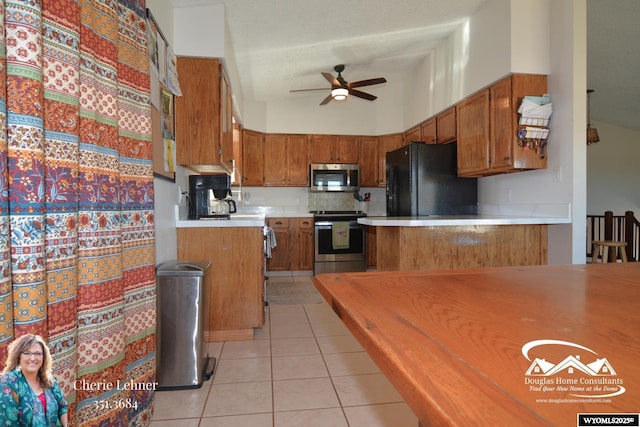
[188,174,234,219]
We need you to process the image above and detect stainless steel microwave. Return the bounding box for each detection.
[309,163,360,192]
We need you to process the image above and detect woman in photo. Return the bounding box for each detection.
[0,334,69,426]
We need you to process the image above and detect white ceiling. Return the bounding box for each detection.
[170,0,639,131]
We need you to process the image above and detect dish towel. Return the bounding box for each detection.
[332,222,350,250]
[264,226,277,258]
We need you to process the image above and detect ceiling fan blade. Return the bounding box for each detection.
[349,89,377,101]
[290,88,331,92]
[349,77,387,89]
[319,93,333,105]
[322,72,341,87]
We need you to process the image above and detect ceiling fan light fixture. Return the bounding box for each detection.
[331,87,348,101]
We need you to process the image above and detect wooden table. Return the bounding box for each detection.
[314,263,640,426]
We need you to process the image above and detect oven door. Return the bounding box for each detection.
[314,221,365,262]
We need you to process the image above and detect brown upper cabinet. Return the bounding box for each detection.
[309,134,358,164]
[241,129,265,186]
[421,118,436,144]
[264,134,309,186]
[176,57,233,170]
[457,74,547,177]
[436,107,456,144]
[416,107,455,145]
[403,124,422,145]
[309,134,335,163]
[358,136,379,187]
[377,133,404,187]
[335,136,359,163]
[457,89,490,174]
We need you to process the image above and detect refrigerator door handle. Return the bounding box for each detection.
[386,166,396,216]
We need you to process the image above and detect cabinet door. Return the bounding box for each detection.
[242,129,264,186]
[421,118,436,144]
[456,89,490,176]
[264,134,287,186]
[436,107,456,144]
[403,124,422,144]
[309,135,335,163]
[297,218,314,271]
[490,77,514,171]
[335,135,358,163]
[378,133,403,187]
[288,219,301,270]
[366,226,377,268]
[510,74,548,170]
[267,218,290,271]
[358,136,379,186]
[175,57,220,165]
[287,135,309,186]
[177,227,264,334]
[219,67,234,169]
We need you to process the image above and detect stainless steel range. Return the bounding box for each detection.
[312,211,367,275]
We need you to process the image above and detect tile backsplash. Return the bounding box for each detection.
[234,186,386,215]
[307,191,356,212]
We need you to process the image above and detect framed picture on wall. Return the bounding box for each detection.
[161,87,174,139]
[146,9,159,75]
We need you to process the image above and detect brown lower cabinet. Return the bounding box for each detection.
[177,227,265,342]
[267,217,314,271]
[376,224,547,271]
[366,226,377,268]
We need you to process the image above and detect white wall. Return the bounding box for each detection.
[544,0,587,264]
[148,1,188,264]
[462,0,511,93]
[474,0,586,265]
[172,4,225,58]
[587,120,640,217]
[243,76,405,135]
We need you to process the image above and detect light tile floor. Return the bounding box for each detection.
[150,278,418,427]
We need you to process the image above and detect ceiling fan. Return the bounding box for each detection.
[290,64,387,105]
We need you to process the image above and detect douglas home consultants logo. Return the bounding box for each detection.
[522,339,626,399]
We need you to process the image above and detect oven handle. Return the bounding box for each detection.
[314,221,360,227]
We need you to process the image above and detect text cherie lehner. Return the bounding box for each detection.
[74,379,158,391]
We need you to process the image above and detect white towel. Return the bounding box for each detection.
[264,226,277,258]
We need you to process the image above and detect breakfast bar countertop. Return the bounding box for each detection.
[359,214,571,226]
[314,263,640,426]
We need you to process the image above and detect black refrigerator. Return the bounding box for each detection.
[386,142,478,216]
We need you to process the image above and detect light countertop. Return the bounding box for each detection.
[359,214,571,227]
[176,214,267,228]
[174,205,315,228]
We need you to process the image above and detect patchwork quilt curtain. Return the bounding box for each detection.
[0,0,156,425]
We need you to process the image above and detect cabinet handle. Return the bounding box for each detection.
[504,156,510,160]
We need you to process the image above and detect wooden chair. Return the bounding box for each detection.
[591,241,628,263]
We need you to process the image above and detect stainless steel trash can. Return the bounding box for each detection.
[156,260,214,390]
